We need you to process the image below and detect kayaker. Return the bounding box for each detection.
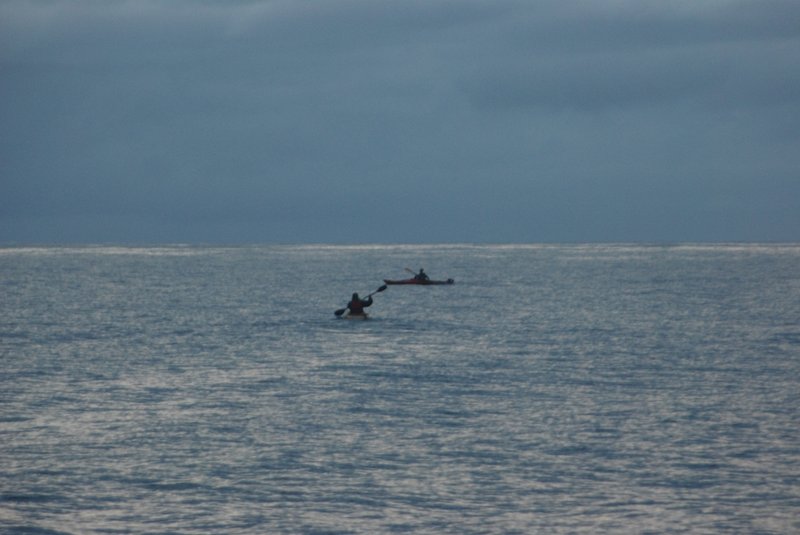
[346,293,373,316]
[414,268,430,282]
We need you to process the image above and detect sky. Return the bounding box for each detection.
[1,0,799,244]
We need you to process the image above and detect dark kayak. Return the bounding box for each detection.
[383,278,454,285]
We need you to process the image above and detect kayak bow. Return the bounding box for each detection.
[342,312,369,320]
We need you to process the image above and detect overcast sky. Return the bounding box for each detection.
[2,0,798,244]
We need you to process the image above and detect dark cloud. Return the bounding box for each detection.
[1,0,798,243]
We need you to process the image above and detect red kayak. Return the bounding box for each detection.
[383,278,454,285]
[342,312,369,320]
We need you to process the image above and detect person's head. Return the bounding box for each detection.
[352,293,359,300]
[419,268,424,273]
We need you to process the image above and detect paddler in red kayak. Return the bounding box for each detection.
[413,268,430,282]
[346,293,373,317]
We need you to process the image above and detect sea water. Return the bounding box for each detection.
[1,244,798,534]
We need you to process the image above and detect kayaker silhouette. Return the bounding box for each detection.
[413,268,430,282]
[334,285,387,318]
[345,292,372,317]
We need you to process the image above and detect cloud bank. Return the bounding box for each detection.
[2,0,799,243]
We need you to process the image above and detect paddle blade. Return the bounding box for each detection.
[334,308,347,316]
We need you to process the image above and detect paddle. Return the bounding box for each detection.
[405,267,429,281]
[334,285,388,316]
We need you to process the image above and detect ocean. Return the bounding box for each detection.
[1,244,798,534]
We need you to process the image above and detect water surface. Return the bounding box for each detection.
[1,244,799,533]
